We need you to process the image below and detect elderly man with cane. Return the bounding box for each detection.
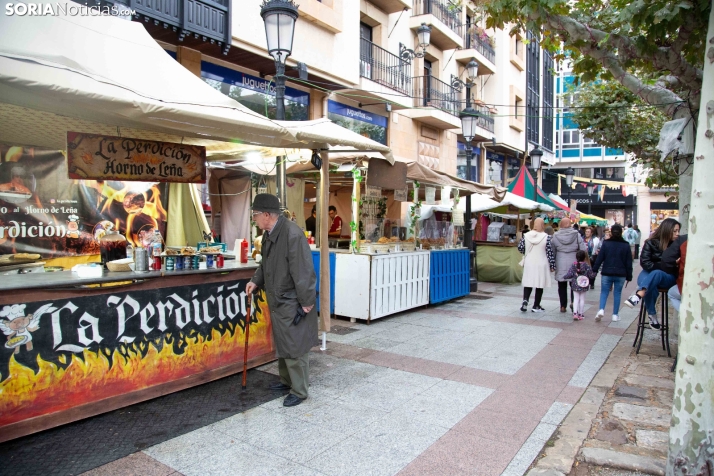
[245,194,317,407]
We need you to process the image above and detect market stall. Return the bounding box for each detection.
[465,192,554,284]
[0,7,395,441]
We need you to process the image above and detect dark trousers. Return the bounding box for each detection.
[634,244,640,259]
[558,281,574,308]
[523,287,543,307]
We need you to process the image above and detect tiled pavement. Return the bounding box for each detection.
[83,278,644,476]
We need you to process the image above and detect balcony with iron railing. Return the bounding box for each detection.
[455,25,497,75]
[414,75,460,116]
[410,0,463,50]
[360,38,412,96]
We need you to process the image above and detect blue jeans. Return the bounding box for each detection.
[600,275,625,315]
[637,269,677,315]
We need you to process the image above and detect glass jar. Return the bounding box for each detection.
[100,227,128,269]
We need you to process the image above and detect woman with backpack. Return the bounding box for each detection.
[592,224,633,322]
[562,250,597,320]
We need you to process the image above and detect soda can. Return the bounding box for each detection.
[166,256,175,271]
[206,254,214,268]
[192,255,200,269]
[134,247,148,272]
[152,256,162,271]
[184,256,192,270]
[175,256,184,270]
[216,254,224,268]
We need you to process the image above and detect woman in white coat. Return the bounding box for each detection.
[518,217,556,312]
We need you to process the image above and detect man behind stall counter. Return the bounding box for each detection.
[328,205,342,237]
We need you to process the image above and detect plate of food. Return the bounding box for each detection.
[5,334,28,349]
[165,246,197,256]
[199,245,224,254]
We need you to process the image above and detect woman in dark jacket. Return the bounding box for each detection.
[624,218,680,329]
[592,224,632,322]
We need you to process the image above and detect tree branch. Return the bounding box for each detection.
[536,13,703,93]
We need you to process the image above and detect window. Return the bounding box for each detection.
[595,167,624,180]
[515,98,522,119]
[457,150,480,182]
[526,31,540,145]
[542,50,554,151]
[562,130,580,149]
[583,136,599,148]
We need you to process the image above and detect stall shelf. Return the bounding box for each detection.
[334,251,430,322]
[0,262,275,443]
[312,250,336,315]
[429,248,470,304]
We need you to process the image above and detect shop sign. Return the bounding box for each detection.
[0,144,168,258]
[394,189,408,201]
[365,185,382,198]
[0,281,274,428]
[67,133,206,183]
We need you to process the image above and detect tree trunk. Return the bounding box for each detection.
[666,7,714,474]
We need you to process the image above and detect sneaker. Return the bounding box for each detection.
[531,306,545,313]
[520,300,528,312]
[612,314,621,322]
[649,314,661,329]
[624,294,641,308]
[573,313,579,321]
[595,309,604,322]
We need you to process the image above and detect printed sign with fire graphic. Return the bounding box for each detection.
[0,280,274,428]
[0,145,168,257]
[67,132,206,183]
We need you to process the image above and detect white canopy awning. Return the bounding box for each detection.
[0,4,297,148]
[459,192,554,214]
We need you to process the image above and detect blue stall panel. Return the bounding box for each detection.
[430,249,470,304]
[312,251,336,314]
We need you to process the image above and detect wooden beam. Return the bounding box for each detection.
[318,151,331,333]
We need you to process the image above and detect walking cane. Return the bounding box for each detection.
[242,292,252,390]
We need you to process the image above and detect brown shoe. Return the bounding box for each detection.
[560,307,566,313]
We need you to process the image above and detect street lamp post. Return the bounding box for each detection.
[261,0,299,209]
[529,146,543,203]
[586,180,595,215]
[458,60,479,292]
[565,167,575,219]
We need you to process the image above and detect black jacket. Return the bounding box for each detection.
[639,239,663,271]
[660,235,687,276]
[593,238,633,281]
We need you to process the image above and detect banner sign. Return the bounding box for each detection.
[0,280,274,428]
[0,144,168,257]
[67,132,206,183]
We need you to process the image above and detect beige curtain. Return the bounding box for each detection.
[166,183,211,247]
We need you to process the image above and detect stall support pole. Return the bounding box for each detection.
[351,169,360,253]
[315,182,321,248]
[319,150,331,345]
[274,60,287,209]
[464,143,477,292]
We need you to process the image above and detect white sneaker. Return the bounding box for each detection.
[595,309,604,322]
[612,314,620,322]
[624,294,641,308]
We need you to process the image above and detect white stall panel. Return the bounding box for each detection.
[370,251,430,320]
[334,253,371,320]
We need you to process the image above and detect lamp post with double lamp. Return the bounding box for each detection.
[529,146,543,204]
[565,167,575,219]
[261,0,299,209]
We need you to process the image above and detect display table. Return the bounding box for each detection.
[0,262,275,442]
[476,242,523,284]
[335,251,430,322]
[430,248,470,304]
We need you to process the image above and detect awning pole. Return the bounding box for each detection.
[319,150,331,339]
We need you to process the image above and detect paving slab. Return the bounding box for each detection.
[580,448,665,476]
[610,403,671,427]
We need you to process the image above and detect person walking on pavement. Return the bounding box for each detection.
[624,223,637,258]
[584,226,600,290]
[562,250,596,321]
[633,225,642,259]
[551,217,588,312]
[517,217,555,313]
[623,218,681,330]
[592,224,632,322]
[245,194,318,407]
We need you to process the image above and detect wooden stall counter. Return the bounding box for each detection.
[0,262,275,443]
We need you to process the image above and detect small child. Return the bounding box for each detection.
[563,250,597,321]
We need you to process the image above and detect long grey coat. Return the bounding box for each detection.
[251,216,317,359]
[551,228,587,281]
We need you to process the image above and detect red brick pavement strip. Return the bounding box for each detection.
[558,385,586,404]
[80,452,182,476]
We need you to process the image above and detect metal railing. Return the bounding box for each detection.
[455,101,495,132]
[413,75,460,116]
[464,29,496,64]
[412,0,463,38]
[360,38,412,95]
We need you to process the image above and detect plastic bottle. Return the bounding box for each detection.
[240,239,249,263]
[151,229,163,257]
[126,243,134,260]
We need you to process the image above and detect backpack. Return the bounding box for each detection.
[576,275,590,288]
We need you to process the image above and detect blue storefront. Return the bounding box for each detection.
[327,100,388,145]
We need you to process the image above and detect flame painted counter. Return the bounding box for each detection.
[0,262,275,442]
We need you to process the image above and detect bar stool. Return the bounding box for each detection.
[633,288,671,356]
